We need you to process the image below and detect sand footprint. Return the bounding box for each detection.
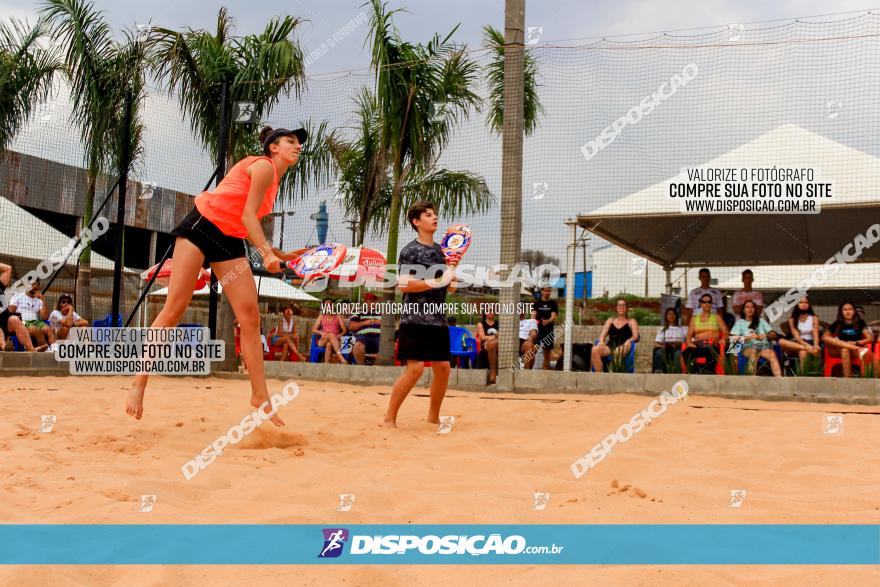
[608,479,660,501]
[235,428,308,450]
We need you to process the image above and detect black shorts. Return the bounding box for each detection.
[171,207,246,268]
[397,324,450,363]
[536,328,555,349]
[355,333,380,354]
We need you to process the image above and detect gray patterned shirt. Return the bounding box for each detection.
[399,239,448,326]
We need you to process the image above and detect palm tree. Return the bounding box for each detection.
[151,8,306,166]
[330,89,492,251]
[42,0,149,320]
[326,89,387,248]
[0,18,60,152]
[365,0,489,361]
[481,25,542,136]
[150,7,332,368]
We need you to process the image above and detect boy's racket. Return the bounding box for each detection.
[286,243,347,279]
[441,224,472,258]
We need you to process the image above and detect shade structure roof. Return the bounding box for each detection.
[576,125,880,268]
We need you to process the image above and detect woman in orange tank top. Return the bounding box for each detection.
[126,126,307,427]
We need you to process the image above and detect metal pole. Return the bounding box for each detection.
[564,219,576,371]
[280,212,286,250]
[496,0,525,391]
[111,89,133,327]
[209,80,230,339]
[582,231,588,302]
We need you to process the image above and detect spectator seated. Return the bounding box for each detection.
[592,338,638,373]
[737,342,784,375]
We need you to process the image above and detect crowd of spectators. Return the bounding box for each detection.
[4,257,877,380]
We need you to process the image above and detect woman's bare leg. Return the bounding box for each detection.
[840,348,852,377]
[126,238,203,420]
[212,258,283,426]
[591,344,610,371]
[760,348,782,377]
[486,338,498,382]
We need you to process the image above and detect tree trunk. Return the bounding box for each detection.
[75,174,97,322]
[497,0,526,390]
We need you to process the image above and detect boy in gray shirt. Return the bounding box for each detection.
[383,201,461,428]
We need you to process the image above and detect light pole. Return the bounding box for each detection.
[268,211,296,250]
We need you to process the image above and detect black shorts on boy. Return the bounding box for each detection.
[396,239,451,362]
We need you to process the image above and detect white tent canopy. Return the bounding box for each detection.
[148,275,319,302]
[577,125,880,267]
[1,195,121,270]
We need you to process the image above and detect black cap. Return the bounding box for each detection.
[263,127,308,150]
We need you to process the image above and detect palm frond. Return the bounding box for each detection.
[41,0,143,175]
[400,168,493,219]
[481,24,543,136]
[150,8,307,170]
[278,119,336,202]
[0,18,60,151]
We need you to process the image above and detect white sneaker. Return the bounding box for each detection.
[48,342,59,353]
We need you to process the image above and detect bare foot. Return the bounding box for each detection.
[126,387,144,420]
[29,345,49,353]
[251,393,285,427]
[382,417,397,428]
[426,415,441,425]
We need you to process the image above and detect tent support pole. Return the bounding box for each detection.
[563,219,577,372]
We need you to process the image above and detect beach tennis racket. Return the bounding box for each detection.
[441,224,471,259]
[286,243,347,279]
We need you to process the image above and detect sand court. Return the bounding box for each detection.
[1,375,878,584]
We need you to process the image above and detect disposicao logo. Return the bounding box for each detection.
[318,528,349,558]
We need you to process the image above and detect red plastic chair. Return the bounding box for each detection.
[823,343,867,377]
[682,339,726,375]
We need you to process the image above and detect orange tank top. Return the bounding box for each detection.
[194,156,279,238]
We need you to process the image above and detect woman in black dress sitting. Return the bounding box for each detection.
[591,298,640,372]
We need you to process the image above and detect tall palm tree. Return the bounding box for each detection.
[365,0,488,362]
[42,0,149,320]
[331,89,492,248]
[0,18,60,152]
[482,25,542,136]
[150,7,332,368]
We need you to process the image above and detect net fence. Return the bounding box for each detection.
[3,10,880,333]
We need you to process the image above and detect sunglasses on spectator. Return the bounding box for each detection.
[700,299,712,304]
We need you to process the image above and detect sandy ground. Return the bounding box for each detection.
[1,375,878,585]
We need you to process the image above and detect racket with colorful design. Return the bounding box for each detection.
[286,243,348,279]
[441,224,471,259]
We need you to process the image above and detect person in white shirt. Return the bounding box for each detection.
[732,269,764,316]
[9,280,54,347]
[684,267,723,323]
[0,264,45,351]
[48,293,89,340]
[777,296,821,364]
[653,308,686,373]
[518,310,539,370]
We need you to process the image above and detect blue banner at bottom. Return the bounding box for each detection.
[0,525,877,565]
